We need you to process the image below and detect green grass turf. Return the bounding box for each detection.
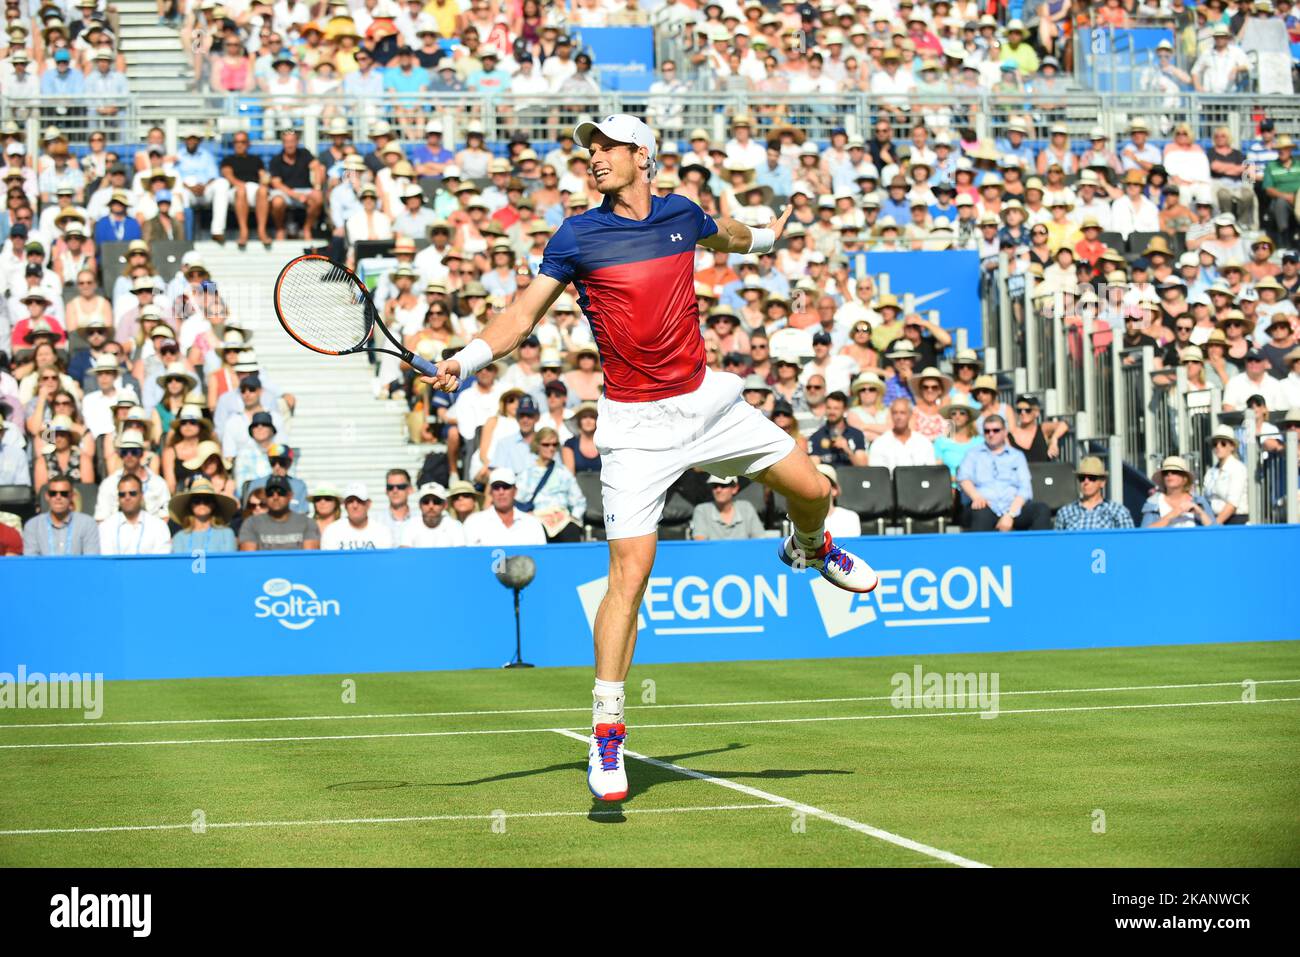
[0,641,1297,867]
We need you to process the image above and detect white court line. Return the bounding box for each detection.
[0,804,782,838]
[553,728,988,868]
[3,678,1295,731]
[1,696,1295,751]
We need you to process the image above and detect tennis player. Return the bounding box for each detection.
[423,115,878,801]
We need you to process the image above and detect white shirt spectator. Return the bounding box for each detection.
[402,516,467,547]
[98,509,171,555]
[94,468,170,521]
[1110,194,1161,239]
[825,504,862,538]
[463,506,546,545]
[1223,370,1287,410]
[322,519,394,550]
[725,137,766,169]
[1203,455,1248,518]
[1191,43,1251,94]
[868,430,937,472]
[448,381,504,438]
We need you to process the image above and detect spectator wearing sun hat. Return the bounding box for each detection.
[691,474,765,541]
[1142,455,1216,528]
[169,477,239,554]
[95,433,169,521]
[1202,426,1250,525]
[1053,456,1135,530]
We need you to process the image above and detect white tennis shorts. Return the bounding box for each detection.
[595,369,795,540]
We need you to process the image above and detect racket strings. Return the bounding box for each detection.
[276,257,373,354]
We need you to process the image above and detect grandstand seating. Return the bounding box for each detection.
[0,0,1297,559]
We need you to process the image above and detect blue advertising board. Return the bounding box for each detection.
[573,27,655,91]
[1,527,1296,681]
[854,250,984,348]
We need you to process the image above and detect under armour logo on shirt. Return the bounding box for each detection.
[670,233,683,242]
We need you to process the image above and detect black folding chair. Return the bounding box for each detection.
[834,466,894,535]
[1097,231,1126,257]
[893,465,954,534]
[1126,231,1167,258]
[575,471,604,540]
[1029,461,1079,515]
[0,484,36,523]
[734,477,768,526]
[660,492,694,539]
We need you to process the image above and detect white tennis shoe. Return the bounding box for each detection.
[587,723,628,801]
[779,531,879,593]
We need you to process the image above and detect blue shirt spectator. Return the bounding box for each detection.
[757,160,793,198]
[1055,499,1135,530]
[957,442,1033,517]
[40,55,85,95]
[175,139,220,186]
[172,526,238,553]
[93,212,142,244]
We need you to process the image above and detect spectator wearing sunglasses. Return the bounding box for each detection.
[1053,457,1135,530]
[98,472,171,554]
[375,467,417,542]
[21,474,100,555]
[241,443,308,514]
[238,476,322,550]
[169,478,239,554]
[957,414,1051,531]
[94,434,169,521]
[401,481,466,548]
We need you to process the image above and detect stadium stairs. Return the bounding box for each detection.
[197,241,432,493]
[117,0,200,112]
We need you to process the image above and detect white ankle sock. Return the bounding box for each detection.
[593,679,625,726]
[792,522,825,553]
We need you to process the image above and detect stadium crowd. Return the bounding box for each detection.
[1,0,1300,556]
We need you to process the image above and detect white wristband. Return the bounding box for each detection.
[747,226,775,255]
[450,338,494,378]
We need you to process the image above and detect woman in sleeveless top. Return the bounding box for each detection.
[1008,395,1069,462]
[33,416,93,494]
[562,402,602,474]
[162,406,213,492]
[151,365,197,438]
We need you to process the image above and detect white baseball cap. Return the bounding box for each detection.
[343,481,370,501]
[416,481,449,501]
[573,114,657,163]
[488,467,517,487]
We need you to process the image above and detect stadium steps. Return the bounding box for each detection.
[194,241,433,493]
[116,0,195,115]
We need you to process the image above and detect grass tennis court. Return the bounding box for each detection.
[1,641,1297,868]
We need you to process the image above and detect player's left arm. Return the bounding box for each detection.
[698,205,793,253]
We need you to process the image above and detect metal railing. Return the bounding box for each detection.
[1248,431,1300,525]
[8,90,1296,155]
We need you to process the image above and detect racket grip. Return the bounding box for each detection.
[408,354,440,377]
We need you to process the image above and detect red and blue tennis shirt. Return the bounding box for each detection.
[539,193,719,402]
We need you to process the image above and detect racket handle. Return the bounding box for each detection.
[408,353,440,377]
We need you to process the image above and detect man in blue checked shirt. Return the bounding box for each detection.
[957,414,1051,531]
[1054,457,1136,531]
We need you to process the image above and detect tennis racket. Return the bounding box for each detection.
[273,254,440,376]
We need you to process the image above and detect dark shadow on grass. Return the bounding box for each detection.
[327,740,852,812]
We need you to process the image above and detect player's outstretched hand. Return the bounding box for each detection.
[420,359,462,393]
[768,205,793,241]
